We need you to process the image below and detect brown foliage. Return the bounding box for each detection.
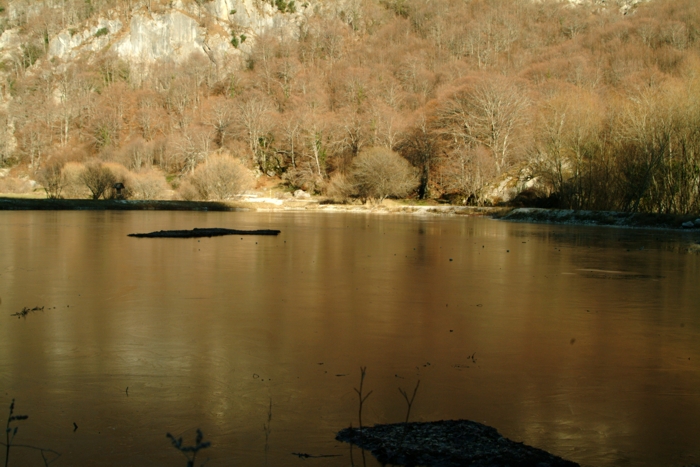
[188,155,253,201]
[349,147,419,201]
[129,169,170,200]
[2,0,700,213]
[80,160,117,200]
[37,158,66,199]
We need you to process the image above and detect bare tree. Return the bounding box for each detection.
[170,126,212,174]
[205,97,235,147]
[0,111,13,165]
[80,160,116,199]
[349,147,419,202]
[439,146,497,205]
[37,158,66,199]
[396,114,440,199]
[235,94,273,172]
[279,113,303,169]
[438,76,529,175]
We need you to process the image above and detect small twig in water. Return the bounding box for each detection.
[263,397,272,464]
[3,400,59,467]
[354,367,373,432]
[354,367,372,467]
[166,429,211,467]
[5,399,28,467]
[398,380,420,445]
[398,380,420,425]
[349,422,355,467]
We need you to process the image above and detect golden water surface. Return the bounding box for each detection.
[1,211,699,466]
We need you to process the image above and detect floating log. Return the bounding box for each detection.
[128,228,281,238]
[336,420,579,467]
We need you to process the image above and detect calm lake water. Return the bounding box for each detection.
[1,211,699,467]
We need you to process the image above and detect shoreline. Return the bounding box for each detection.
[1,197,699,233]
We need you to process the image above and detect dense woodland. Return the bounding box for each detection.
[0,0,699,214]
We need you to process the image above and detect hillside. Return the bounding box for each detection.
[0,0,698,215]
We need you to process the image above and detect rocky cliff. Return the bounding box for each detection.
[47,0,309,66]
[0,0,358,77]
[0,0,651,76]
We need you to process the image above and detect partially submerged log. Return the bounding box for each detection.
[128,228,281,238]
[336,420,579,467]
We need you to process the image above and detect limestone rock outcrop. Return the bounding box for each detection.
[45,0,314,66]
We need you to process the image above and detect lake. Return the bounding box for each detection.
[0,211,698,466]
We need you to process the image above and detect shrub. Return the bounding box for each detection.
[324,172,355,201]
[349,147,419,202]
[80,160,116,199]
[37,159,66,199]
[0,176,33,194]
[95,27,109,37]
[129,169,170,200]
[177,180,199,201]
[62,162,90,199]
[283,164,323,193]
[188,155,253,200]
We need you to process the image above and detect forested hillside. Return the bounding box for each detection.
[0,0,698,214]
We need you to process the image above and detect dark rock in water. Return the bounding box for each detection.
[336,420,579,467]
[128,228,281,238]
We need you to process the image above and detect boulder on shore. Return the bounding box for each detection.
[294,189,311,199]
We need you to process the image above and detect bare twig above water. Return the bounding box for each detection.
[399,380,421,446]
[354,367,373,432]
[3,399,60,467]
[263,398,272,465]
[166,429,210,467]
[354,367,373,467]
[399,380,420,425]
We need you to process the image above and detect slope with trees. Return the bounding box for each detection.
[0,0,697,214]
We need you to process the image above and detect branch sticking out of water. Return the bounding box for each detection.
[354,367,373,432]
[263,397,272,464]
[3,399,60,467]
[399,380,420,446]
[166,429,211,467]
[399,380,420,425]
[353,367,373,467]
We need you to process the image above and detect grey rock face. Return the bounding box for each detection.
[50,18,123,60]
[113,11,203,63]
[44,0,316,67]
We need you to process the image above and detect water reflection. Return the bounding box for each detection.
[0,211,698,466]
